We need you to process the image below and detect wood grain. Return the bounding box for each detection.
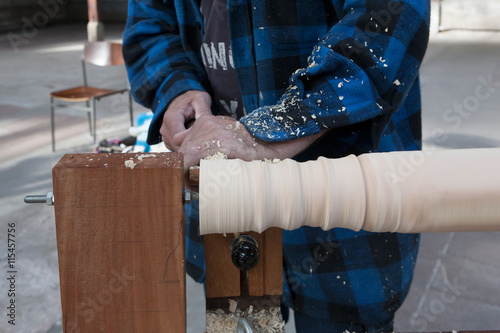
[263,228,283,295]
[53,153,185,332]
[247,232,264,296]
[247,229,283,296]
[205,234,241,298]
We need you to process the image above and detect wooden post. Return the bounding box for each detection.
[52,153,185,332]
[205,229,283,307]
[87,0,104,41]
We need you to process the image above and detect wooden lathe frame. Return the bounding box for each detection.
[52,152,282,332]
[53,153,186,332]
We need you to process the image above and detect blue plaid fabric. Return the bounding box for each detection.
[123,0,430,327]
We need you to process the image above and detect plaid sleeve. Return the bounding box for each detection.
[240,0,430,144]
[122,0,206,144]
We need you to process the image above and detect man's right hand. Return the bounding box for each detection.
[160,90,212,151]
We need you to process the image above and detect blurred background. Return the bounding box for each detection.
[0,0,499,332]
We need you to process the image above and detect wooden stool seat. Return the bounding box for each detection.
[51,85,125,102]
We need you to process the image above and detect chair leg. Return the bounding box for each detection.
[128,91,134,127]
[86,100,92,133]
[50,97,56,152]
[92,98,97,144]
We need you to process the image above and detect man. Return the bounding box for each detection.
[123,0,430,331]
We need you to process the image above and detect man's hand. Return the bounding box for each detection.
[160,90,212,151]
[179,115,326,168]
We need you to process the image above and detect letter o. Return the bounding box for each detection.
[463,96,479,112]
[429,299,445,315]
[408,151,425,167]
[97,290,113,305]
[33,12,49,27]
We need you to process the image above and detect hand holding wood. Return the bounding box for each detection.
[160,90,212,151]
[179,115,326,169]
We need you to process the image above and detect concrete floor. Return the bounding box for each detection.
[1,16,500,333]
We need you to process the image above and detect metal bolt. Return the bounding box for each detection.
[183,189,199,204]
[24,192,54,206]
[184,189,192,204]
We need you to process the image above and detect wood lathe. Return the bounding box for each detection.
[24,147,500,332]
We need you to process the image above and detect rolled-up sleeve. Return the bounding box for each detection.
[240,0,430,144]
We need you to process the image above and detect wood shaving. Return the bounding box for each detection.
[226,121,241,131]
[204,152,228,160]
[205,307,284,333]
[228,299,238,313]
[137,153,157,161]
[124,160,136,169]
[263,158,281,164]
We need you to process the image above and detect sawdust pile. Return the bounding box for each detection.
[205,306,285,333]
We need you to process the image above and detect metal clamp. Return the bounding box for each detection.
[24,192,54,206]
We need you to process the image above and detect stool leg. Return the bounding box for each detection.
[92,98,97,144]
[86,100,92,133]
[128,91,134,127]
[50,97,56,152]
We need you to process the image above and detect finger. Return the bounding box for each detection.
[193,100,212,118]
[160,111,189,150]
[179,144,204,170]
[165,110,189,137]
[173,128,191,147]
[161,134,177,151]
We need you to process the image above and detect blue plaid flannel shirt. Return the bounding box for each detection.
[123,0,430,327]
